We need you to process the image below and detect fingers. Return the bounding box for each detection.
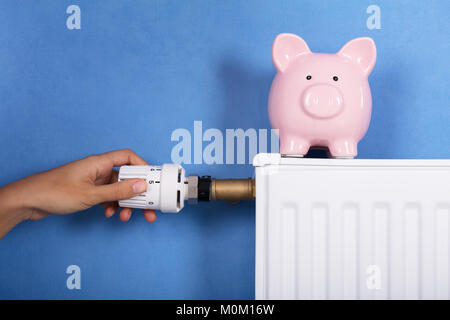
[103,202,118,218]
[102,203,133,221]
[105,207,115,218]
[92,149,149,183]
[94,149,156,223]
[143,210,157,223]
[94,178,147,203]
[118,208,156,222]
[104,206,157,223]
[101,149,149,167]
[108,170,119,184]
[119,207,132,222]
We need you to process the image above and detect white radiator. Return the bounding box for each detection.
[254,153,450,300]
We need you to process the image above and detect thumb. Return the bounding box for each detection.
[93,179,147,203]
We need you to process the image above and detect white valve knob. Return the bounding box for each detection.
[118,164,188,213]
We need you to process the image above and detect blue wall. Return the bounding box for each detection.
[0,0,449,299]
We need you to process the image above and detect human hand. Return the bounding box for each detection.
[0,149,156,230]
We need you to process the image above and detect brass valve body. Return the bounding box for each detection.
[211,178,255,203]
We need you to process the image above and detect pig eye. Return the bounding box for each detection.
[333,76,339,81]
[306,75,312,80]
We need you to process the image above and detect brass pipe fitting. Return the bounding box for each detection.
[211,178,255,204]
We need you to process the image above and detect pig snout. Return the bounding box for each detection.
[301,84,344,119]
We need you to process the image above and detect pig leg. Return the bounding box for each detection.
[280,135,311,157]
[328,139,357,158]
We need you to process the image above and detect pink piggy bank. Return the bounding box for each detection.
[268,34,377,158]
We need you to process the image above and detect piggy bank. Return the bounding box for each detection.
[268,34,377,158]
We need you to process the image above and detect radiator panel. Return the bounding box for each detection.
[254,154,450,300]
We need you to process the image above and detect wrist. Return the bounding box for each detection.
[0,181,32,238]
[0,179,34,222]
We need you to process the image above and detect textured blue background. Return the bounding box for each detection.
[0,0,449,299]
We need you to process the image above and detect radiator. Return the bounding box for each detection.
[254,153,450,300]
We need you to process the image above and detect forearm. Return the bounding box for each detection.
[0,178,33,239]
[0,149,155,238]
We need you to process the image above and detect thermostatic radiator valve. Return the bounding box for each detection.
[118,164,255,213]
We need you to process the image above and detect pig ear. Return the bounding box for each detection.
[272,33,311,73]
[338,37,377,75]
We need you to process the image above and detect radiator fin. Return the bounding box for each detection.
[260,197,450,299]
[255,157,450,300]
[435,205,450,299]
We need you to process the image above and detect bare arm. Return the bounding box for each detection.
[0,149,156,239]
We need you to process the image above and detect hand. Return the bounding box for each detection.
[0,149,156,238]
